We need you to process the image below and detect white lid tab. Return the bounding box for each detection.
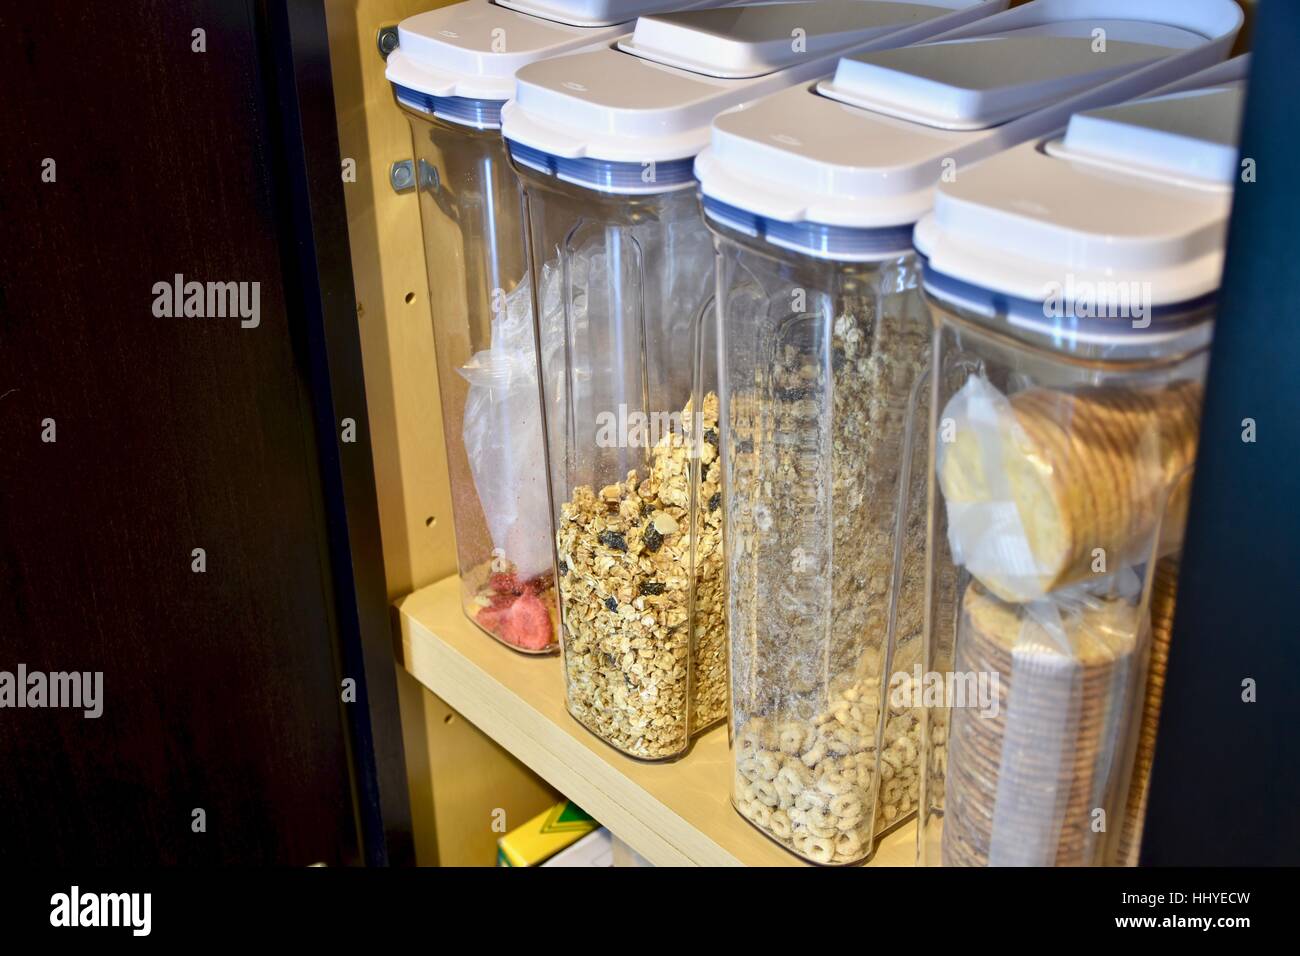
[619,2,962,79]
[820,19,1205,130]
[1047,84,1244,186]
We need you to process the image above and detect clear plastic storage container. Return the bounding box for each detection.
[697,0,1242,864]
[913,58,1246,866]
[385,0,712,653]
[501,0,1004,756]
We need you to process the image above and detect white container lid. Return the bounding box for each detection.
[913,57,1248,341]
[500,0,1009,188]
[619,2,969,79]
[497,0,680,27]
[819,21,1203,129]
[385,0,710,106]
[694,0,1243,258]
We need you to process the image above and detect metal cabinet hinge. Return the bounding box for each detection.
[390,159,438,195]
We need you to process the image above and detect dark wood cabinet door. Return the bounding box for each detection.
[0,1,410,865]
[1141,1,1300,867]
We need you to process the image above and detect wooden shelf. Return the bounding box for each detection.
[396,575,917,867]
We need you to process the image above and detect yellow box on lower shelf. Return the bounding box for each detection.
[497,800,598,867]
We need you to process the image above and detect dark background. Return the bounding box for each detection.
[0,1,410,864]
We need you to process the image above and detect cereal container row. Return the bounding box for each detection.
[696,0,1242,862]
[500,0,1007,758]
[390,0,1247,869]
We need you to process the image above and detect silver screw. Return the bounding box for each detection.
[376,26,399,60]
[390,160,415,193]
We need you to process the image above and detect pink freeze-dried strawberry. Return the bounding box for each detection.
[476,602,508,636]
[486,591,514,610]
[500,590,554,651]
[489,571,521,594]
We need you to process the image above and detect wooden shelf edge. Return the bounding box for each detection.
[395,574,917,867]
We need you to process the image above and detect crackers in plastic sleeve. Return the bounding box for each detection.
[942,580,1140,866]
[937,376,1202,603]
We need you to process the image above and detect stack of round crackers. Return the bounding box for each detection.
[1115,557,1180,865]
[939,380,1203,603]
[941,581,1138,867]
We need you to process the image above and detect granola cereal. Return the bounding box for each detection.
[727,263,933,863]
[556,393,726,759]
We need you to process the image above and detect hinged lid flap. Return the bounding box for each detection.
[1047,83,1244,185]
[617,1,957,79]
[818,19,1205,129]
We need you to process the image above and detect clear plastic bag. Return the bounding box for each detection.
[458,263,568,582]
[936,375,1201,603]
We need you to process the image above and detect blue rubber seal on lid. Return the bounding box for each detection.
[703,196,916,262]
[392,83,504,130]
[506,140,696,194]
[920,257,1217,349]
